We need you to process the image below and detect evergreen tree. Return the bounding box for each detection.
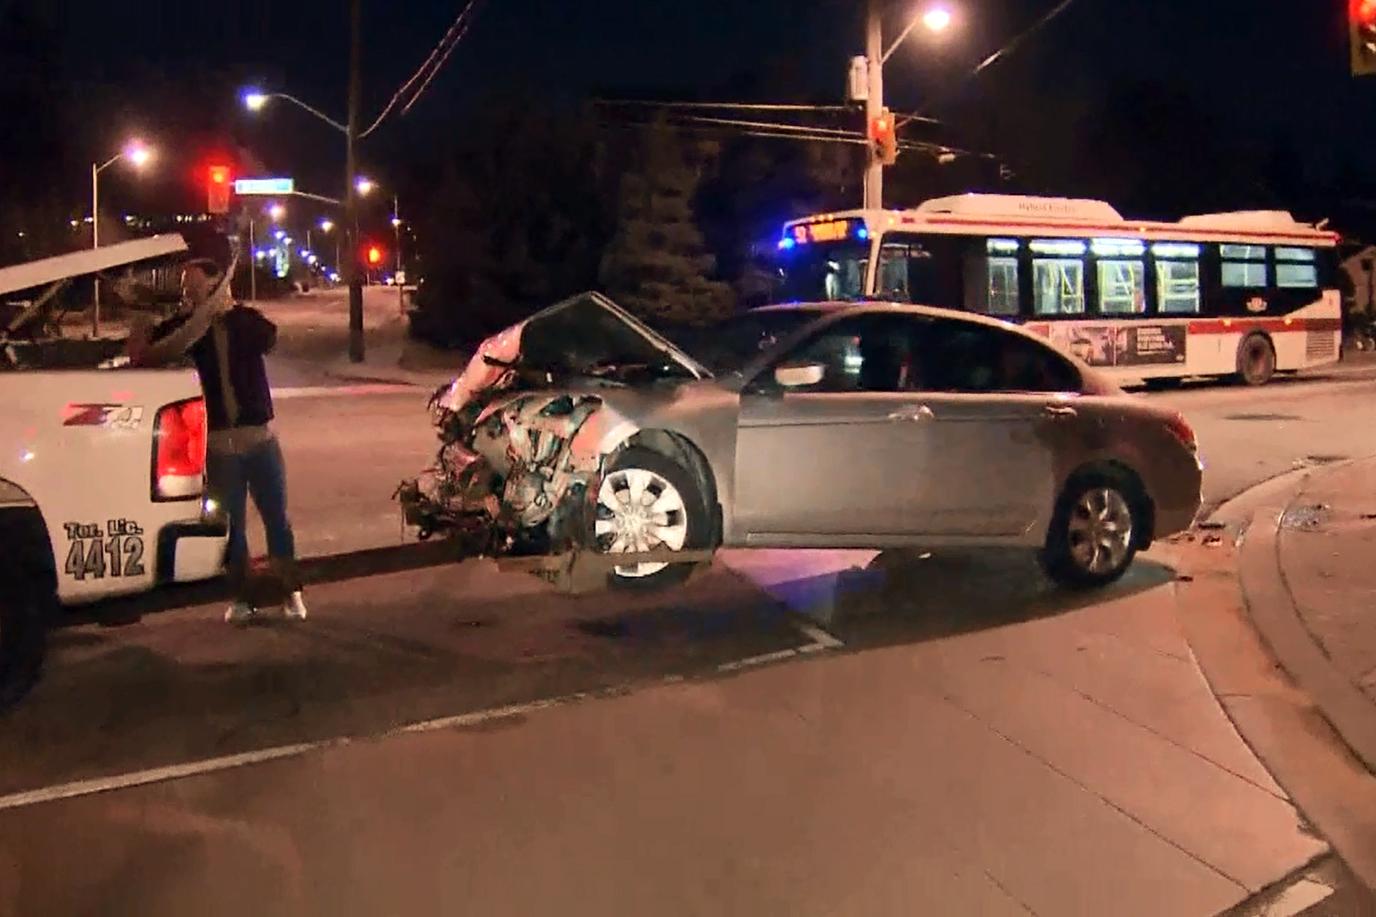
[598,119,733,327]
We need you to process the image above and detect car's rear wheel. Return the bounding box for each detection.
[1040,474,1141,590]
[0,509,56,712]
[594,446,711,591]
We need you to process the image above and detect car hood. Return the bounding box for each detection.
[436,291,711,412]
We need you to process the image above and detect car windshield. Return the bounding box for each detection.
[682,309,823,375]
[768,240,871,305]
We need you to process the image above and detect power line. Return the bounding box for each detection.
[359,0,486,139]
[595,97,944,127]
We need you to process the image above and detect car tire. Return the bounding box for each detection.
[0,509,56,712]
[1236,334,1276,386]
[1039,473,1142,590]
[593,446,712,591]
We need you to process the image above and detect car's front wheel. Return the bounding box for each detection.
[1040,474,1142,590]
[593,446,713,591]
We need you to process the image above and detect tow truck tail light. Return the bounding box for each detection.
[152,398,207,501]
[1164,412,1197,452]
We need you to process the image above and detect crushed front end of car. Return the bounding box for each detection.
[394,292,714,585]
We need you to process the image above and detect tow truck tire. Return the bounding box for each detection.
[595,446,713,592]
[0,508,56,712]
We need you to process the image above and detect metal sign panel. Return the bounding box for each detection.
[234,178,295,196]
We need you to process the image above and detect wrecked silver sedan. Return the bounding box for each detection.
[397,293,1203,592]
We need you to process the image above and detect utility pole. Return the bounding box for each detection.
[345,0,365,363]
[864,0,884,211]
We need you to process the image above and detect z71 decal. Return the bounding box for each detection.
[63,404,145,431]
[63,519,146,581]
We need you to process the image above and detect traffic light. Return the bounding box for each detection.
[870,108,898,166]
[207,165,232,214]
[366,245,382,265]
[1353,0,1376,75]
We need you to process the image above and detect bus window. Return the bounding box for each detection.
[1092,238,1146,315]
[1275,247,1318,289]
[1030,239,1086,316]
[969,237,1020,316]
[1220,244,1268,288]
[1152,242,1202,314]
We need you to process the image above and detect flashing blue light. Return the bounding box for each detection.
[778,237,796,251]
[857,227,869,240]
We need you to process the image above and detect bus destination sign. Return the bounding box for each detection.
[791,218,865,245]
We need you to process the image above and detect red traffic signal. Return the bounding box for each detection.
[207,165,232,214]
[361,243,385,266]
[869,108,898,166]
[367,246,382,265]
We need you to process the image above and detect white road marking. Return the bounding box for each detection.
[272,383,415,400]
[0,621,844,813]
[1258,878,1334,917]
[715,619,845,674]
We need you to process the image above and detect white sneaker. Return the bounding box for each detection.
[224,602,257,625]
[282,590,308,621]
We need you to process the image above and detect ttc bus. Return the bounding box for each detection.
[773,194,1342,386]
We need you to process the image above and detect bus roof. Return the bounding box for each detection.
[783,194,1338,246]
[0,234,189,298]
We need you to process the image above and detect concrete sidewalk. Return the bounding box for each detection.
[1165,459,1376,894]
[0,546,1331,916]
[1262,458,1376,773]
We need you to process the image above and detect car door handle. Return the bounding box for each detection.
[887,404,935,422]
[1043,405,1078,419]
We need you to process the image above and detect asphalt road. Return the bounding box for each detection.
[9,363,1376,915]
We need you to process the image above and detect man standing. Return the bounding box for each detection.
[125,256,308,624]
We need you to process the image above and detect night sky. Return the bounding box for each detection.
[41,0,1376,205]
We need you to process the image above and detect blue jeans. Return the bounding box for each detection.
[206,436,297,594]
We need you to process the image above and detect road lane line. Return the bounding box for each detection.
[714,620,845,674]
[272,383,416,400]
[1257,878,1333,916]
[794,621,844,651]
[0,626,849,813]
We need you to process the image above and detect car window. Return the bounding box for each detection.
[765,314,922,394]
[916,319,1082,394]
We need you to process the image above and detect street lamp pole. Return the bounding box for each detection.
[392,195,404,316]
[345,0,365,363]
[90,147,148,336]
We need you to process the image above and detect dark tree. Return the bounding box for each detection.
[598,118,733,325]
[408,96,614,348]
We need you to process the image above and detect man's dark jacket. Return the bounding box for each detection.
[152,304,278,432]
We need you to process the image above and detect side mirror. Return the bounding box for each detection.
[774,360,826,389]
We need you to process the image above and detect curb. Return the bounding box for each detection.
[1234,459,1376,777]
[1166,463,1376,891]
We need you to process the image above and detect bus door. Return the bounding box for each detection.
[874,234,966,308]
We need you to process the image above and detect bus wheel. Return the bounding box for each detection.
[1236,334,1276,386]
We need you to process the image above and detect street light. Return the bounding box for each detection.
[355,177,375,196]
[268,203,286,222]
[241,88,348,134]
[863,2,958,208]
[91,140,153,336]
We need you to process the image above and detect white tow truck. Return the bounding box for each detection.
[0,235,227,708]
